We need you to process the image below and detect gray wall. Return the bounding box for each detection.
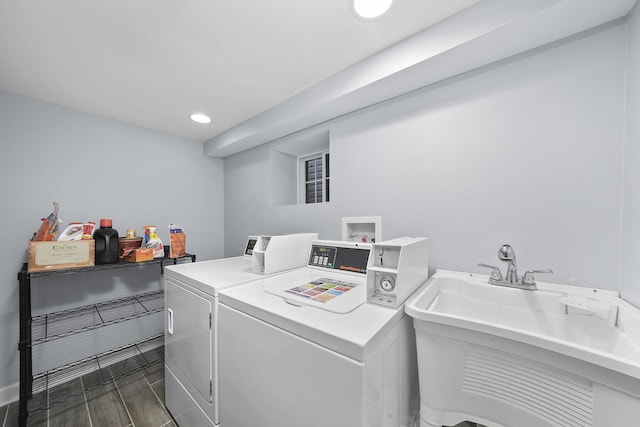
[2,6,637,402]
[0,91,224,393]
[224,22,627,291]
[621,4,640,307]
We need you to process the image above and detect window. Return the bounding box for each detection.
[269,129,330,206]
[300,151,329,204]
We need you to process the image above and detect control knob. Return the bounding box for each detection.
[379,275,395,292]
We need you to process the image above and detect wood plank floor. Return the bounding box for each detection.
[1,351,484,427]
[1,358,174,427]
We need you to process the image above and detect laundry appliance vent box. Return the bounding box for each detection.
[28,240,95,272]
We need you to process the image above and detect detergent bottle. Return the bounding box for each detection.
[94,219,119,264]
[143,225,164,258]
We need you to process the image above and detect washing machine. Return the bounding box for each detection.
[218,240,420,427]
[164,233,316,427]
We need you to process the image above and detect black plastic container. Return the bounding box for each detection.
[94,219,119,264]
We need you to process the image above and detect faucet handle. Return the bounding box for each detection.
[478,263,503,281]
[498,244,516,262]
[522,269,553,286]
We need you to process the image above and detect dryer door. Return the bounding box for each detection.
[165,277,213,403]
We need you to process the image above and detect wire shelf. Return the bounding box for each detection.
[19,253,196,279]
[31,290,164,345]
[27,334,164,414]
[18,251,196,427]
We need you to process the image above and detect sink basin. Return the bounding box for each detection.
[416,274,640,362]
[405,270,640,427]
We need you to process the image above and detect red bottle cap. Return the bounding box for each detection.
[99,219,112,228]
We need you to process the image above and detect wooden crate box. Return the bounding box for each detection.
[28,240,95,272]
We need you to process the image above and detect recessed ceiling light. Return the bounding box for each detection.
[190,113,212,124]
[352,0,394,20]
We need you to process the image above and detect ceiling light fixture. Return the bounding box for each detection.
[190,113,212,124]
[352,0,394,20]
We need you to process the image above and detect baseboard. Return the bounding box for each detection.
[0,382,18,407]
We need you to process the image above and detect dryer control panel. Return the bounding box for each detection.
[244,237,258,256]
[243,236,259,268]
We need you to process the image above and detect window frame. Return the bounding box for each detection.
[298,150,330,204]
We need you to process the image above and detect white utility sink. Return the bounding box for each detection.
[404,270,640,427]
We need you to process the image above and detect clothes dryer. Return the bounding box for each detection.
[218,240,420,427]
[164,233,316,427]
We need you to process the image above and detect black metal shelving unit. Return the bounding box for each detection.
[17,253,196,427]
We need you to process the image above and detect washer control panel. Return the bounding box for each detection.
[309,245,337,268]
[308,244,369,275]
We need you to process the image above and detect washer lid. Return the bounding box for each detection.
[263,240,371,313]
[219,268,404,361]
[265,276,365,314]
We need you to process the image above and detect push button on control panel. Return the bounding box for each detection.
[309,246,337,268]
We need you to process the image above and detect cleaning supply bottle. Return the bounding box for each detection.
[94,219,119,264]
[57,222,84,241]
[143,225,164,258]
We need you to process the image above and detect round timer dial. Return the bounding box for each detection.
[379,275,395,292]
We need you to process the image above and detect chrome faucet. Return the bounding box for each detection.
[478,244,553,290]
[498,244,518,284]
